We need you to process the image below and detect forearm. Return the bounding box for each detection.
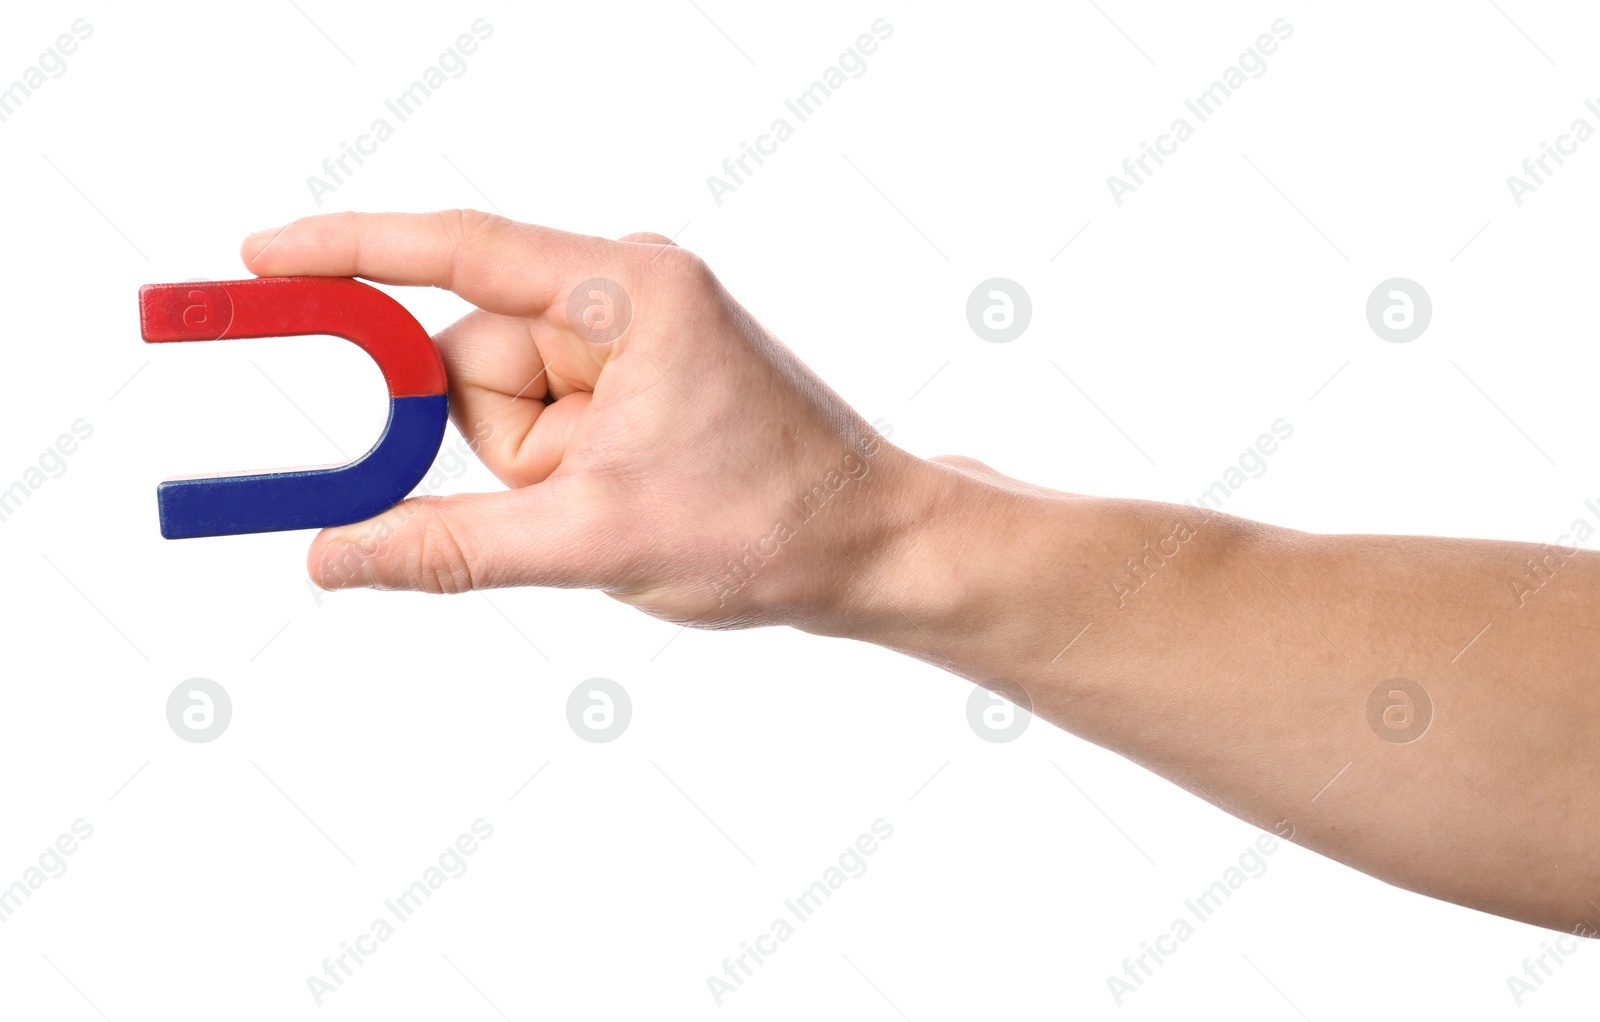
[831,455,1600,932]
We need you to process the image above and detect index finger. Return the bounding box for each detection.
[240,209,625,316]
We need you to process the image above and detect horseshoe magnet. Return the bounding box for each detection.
[140,276,448,539]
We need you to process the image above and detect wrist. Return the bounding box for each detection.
[803,451,1049,662]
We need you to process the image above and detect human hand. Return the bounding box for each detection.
[241,211,926,632]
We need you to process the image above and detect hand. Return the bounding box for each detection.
[241,211,923,631]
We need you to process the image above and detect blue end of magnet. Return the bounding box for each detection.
[157,394,448,539]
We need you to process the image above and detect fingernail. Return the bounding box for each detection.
[317,540,373,590]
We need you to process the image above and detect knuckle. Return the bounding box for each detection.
[931,454,996,477]
[318,210,360,241]
[439,207,501,234]
[435,209,517,292]
[646,243,712,290]
[406,511,479,595]
[436,208,511,252]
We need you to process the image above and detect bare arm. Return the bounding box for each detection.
[833,464,1600,932]
[245,211,1598,933]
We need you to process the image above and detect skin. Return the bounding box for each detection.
[244,210,1600,935]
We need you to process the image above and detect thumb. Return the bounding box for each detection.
[308,487,593,593]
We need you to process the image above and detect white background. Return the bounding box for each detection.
[1,0,1595,1018]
